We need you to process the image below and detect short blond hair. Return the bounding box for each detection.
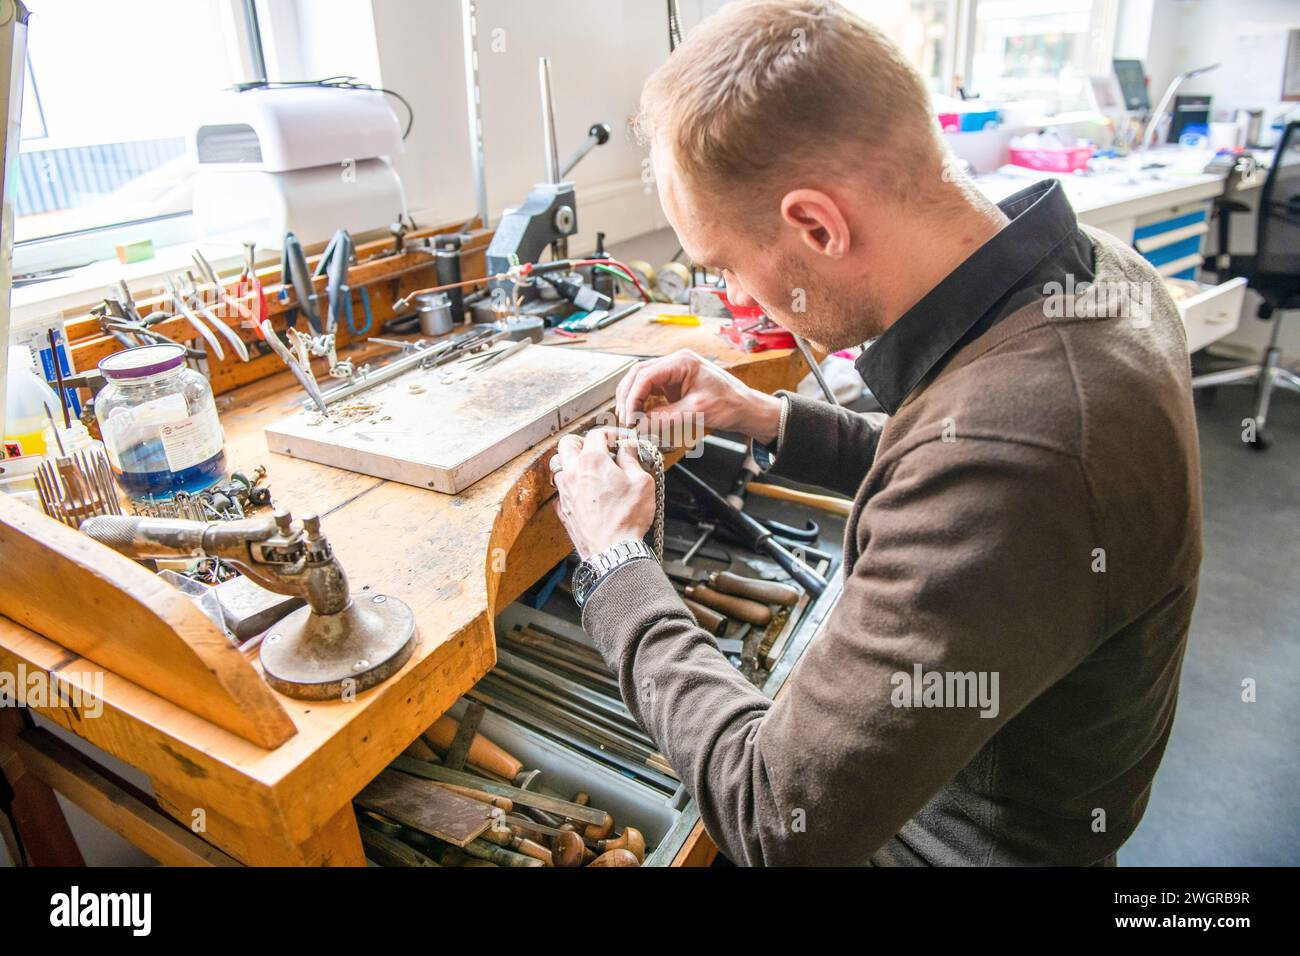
[637,0,945,202]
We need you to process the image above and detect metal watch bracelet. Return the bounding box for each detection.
[572,538,656,609]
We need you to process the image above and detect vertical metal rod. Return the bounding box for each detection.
[539,57,561,185]
[241,0,268,84]
[0,2,32,450]
[461,0,489,227]
[795,336,839,405]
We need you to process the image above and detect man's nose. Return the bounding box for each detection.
[724,271,756,308]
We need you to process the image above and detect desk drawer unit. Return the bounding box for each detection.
[1133,204,1211,280]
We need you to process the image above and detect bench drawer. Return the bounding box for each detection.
[1167,276,1247,353]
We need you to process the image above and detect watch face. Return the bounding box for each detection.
[572,563,598,605]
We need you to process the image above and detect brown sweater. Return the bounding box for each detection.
[582,226,1202,866]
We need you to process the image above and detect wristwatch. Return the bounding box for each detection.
[571,539,656,609]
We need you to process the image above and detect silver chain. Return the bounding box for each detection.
[616,436,665,562]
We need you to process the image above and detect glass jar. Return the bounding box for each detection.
[95,344,227,504]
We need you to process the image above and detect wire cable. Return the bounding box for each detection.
[232,76,415,140]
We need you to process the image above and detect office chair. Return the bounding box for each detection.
[1193,120,1300,450]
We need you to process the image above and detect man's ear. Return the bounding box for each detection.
[780,189,850,259]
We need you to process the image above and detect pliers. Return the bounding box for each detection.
[191,248,261,340]
[162,274,227,362]
[95,295,205,360]
[176,270,251,362]
[313,228,372,336]
[259,319,327,414]
[234,241,268,333]
[280,232,322,333]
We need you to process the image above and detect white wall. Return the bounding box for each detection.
[1140,0,1299,123]
[352,0,729,250]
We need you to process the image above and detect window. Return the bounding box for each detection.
[841,0,1116,111]
[14,0,261,253]
[967,0,1117,112]
[841,1,956,95]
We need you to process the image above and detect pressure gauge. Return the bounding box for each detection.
[621,259,656,291]
[655,261,693,304]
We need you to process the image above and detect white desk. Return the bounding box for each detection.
[973,150,1227,244]
[973,148,1247,352]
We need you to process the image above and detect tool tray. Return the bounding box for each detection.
[473,459,847,866]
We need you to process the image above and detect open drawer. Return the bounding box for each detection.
[1166,276,1247,353]
[472,567,845,866]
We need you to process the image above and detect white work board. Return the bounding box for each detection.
[264,345,635,493]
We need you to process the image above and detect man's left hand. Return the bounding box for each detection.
[551,430,656,560]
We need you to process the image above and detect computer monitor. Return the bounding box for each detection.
[1113,58,1150,111]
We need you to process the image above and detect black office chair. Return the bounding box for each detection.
[1194,120,1300,450]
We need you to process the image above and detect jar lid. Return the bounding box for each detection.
[98,344,187,380]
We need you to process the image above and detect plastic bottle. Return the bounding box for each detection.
[4,345,61,459]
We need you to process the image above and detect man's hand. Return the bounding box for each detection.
[551,430,657,560]
[615,349,784,444]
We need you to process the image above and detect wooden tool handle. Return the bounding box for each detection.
[686,584,772,626]
[582,813,615,842]
[682,597,727,635]
[710,571,799,607]
[429,780,513,812]
[427,715,523,779]
[464,838,545,867]
[553,829,587,867]
[510,836,554,866]
[747,481,853,517]
[593,827,646,863]
[588,848,640,867]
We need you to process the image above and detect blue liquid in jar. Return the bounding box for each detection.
[114,438,227,501]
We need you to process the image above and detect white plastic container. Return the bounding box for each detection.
[4,345,61,459]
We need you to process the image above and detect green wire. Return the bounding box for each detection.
[594,263,660,302]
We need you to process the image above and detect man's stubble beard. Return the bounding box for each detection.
[769,253,888,351]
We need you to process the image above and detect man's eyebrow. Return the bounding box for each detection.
[685,251,722,272]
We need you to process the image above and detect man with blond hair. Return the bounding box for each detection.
[551,0,1200,865]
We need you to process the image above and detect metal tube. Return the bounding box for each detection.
[461,0,489,226]
[539,57,560,185]
[495,648,638,729]
[1140,63,1220,155]
[489,664,653,748]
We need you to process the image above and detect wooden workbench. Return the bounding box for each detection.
[0,309,810,867]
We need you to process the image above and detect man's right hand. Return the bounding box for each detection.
[615,349,784,444]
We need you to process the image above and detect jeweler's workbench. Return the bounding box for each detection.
[0,307,812,867]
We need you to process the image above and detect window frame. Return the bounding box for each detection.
[956,0,1120,108]
[12,0,267,278]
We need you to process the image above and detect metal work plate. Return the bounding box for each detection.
[264,345,634,493]
[355,771,494,848]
